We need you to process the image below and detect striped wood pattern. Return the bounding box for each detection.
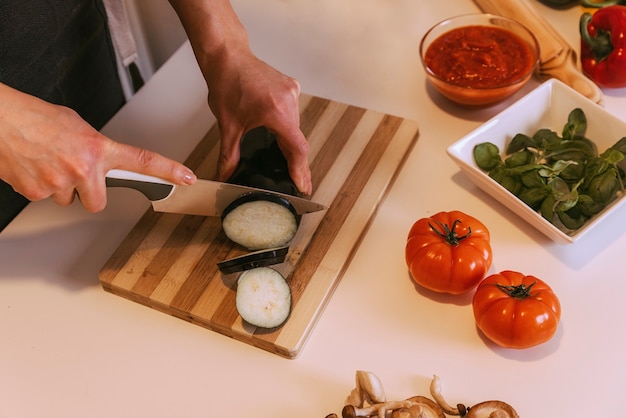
[98,94,419,358]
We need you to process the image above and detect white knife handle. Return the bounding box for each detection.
[105,169,174,201]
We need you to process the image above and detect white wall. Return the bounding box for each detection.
[124,0,188,80]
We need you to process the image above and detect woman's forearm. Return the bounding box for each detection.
[168,0,250,79]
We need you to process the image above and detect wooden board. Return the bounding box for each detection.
[98,94,419,359]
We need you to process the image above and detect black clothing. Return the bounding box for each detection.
[0,0,125,231]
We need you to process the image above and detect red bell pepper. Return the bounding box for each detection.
[580,5,626,88]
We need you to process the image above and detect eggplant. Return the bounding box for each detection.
[217,246,289,274]
[227,126,299,196]
[219,127,301,272]
[235,267,292,329]
[221,192,299,251]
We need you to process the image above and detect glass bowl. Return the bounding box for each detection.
[420,13,540,107]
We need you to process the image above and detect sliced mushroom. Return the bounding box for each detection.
[465,401,519,418]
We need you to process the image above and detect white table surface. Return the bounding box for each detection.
[2,1,626,417]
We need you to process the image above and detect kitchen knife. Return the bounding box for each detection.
[105,169,327,217]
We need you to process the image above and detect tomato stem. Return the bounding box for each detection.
[495,282,537,299]
[428,219,472,246]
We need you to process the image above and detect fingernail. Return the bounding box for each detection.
[183,171,197,185]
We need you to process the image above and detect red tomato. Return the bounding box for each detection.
[472,270,561,349]
[405,211,492,295]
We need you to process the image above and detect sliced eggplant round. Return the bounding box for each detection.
[235,267,291,328]
[221,193,299,251]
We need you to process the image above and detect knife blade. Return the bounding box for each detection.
[105,169,327,217]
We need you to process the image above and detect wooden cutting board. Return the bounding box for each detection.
[99,94,419,359]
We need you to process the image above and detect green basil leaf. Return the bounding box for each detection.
[519,186,550,210]
[505,150,533,167]
[473,142,502,171]
[489,166,522,195]
[584,157,609,180]
[533,129,562,149]
[557,208,586,230]
[506,133,536,154]
[599,148,624,165]
[577,194,605,217]
[562,108,587,141]
[585,168,620,204]
[550,177,579,211]
[540,194,556,222]
[560,161,585,182]
[520,169,546,188]
[547,139,597,162]
[610,137,626,154]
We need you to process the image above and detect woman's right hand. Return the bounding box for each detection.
[0,82,196,212]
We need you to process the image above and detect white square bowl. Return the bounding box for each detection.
[447,79,626,244]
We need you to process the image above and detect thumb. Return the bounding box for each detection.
[108,141,196,185]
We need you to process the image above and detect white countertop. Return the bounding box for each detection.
[2,1,626,417]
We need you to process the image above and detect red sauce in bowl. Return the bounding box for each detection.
[424,26,536,88]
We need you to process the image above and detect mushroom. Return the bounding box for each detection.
[345,370,387,408]
[346,388,364,409]
[429,375,468,416]
[391,407,416,418]
[403,396,446,418]
[357,370,387,405]
[342,400,415,418]
[429,376,519,418]
[342,403,380,417]
[465,401,519,418]
[342,397,447,418]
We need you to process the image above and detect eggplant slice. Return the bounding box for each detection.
[221,192,300,251]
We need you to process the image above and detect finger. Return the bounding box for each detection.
[274,129,312,195]
[50,188,77,207]
[108,142,196,185]
[215,123,244,182]
[74,178,108,213]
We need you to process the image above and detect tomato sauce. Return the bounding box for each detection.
[424,26,536,88]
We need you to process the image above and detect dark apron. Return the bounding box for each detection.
[0,0,125,231]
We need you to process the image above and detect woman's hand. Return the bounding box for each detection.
[169,0,312,195]
[0,83,196,211]
[205,48,312,195]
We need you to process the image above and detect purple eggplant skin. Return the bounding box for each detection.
[226,126,300,196]
[216,245,289,274]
